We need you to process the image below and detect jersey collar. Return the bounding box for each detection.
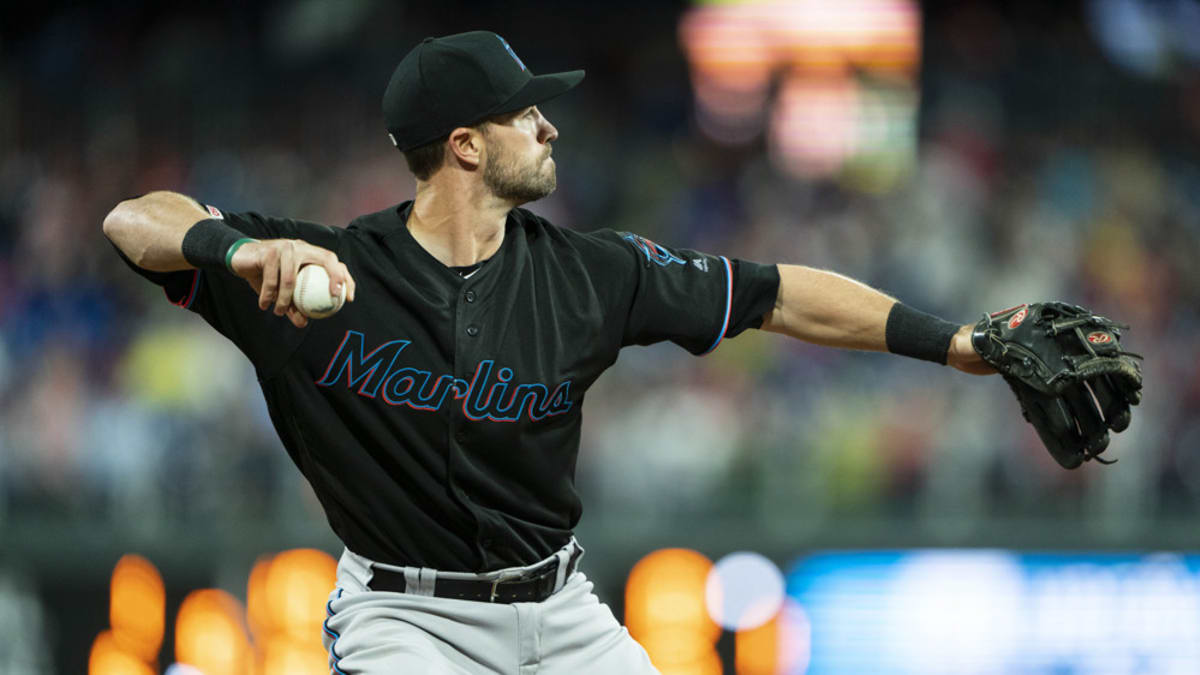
[348,201,519,284]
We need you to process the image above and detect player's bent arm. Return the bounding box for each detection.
[760,264,993,375]
[103,191,210,272]
[103,191,357,328]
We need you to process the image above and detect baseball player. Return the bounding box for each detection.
[103,31,1140,673]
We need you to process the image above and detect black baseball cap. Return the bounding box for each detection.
[383,31,585,152]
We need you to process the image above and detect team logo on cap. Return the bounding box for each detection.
[496,35,527,71]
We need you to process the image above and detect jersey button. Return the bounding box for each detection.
[466,325,480,337]
[464,290,476,303]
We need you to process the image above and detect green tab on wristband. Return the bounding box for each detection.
[225,238,257,272]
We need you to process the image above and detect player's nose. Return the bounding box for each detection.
[537,111,558,144]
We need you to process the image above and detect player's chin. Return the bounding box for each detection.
[527,183,556,203]
[535,165,556,193]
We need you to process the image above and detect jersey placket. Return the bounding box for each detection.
[449,262,501,570]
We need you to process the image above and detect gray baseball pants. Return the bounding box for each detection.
[323,541,660,674]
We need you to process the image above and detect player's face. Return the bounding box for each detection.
[481,106,559,204]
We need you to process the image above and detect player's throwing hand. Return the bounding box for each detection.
[101,190,358,329]
[229,239,357,328]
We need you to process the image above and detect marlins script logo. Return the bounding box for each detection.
[315,331,573,423]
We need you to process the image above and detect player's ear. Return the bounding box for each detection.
[447,126,484,170]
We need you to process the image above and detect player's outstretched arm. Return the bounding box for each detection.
[759,264,994,375]
[103,191,356,328]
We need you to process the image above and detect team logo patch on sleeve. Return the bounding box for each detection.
[620,233,686,267]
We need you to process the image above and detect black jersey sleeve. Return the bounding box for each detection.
[113,206,343,376]
[583,229,780,355]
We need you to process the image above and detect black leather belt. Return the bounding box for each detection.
[368,547,582,603]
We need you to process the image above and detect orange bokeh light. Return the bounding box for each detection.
[735,599,812,675]
[109,554,165,663]
[260,636,330,675]
[637,629,724,671]
[626,548,721,670]
[98,549,338,675]
[627,548,720,640]
[246,553,274,642]
[655,650,725,675]
[262,548,337,643]
[174,588,252,675]
[736,612,780,675]
[89,630,156,675]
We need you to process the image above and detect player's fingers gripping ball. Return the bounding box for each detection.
[294,264,347,318]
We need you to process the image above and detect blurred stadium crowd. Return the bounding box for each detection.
[2,0,1199,582]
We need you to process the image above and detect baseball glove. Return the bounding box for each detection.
[972,302,1143,469]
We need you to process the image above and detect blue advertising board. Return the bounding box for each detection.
[784,550,1200,674]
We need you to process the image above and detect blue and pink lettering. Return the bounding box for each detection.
[316,330,572,422]
[314,331,409,398]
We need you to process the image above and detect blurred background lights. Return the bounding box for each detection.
[88,631,155,675]
[259,638,329,675]
[174,589,252,675]
[92,549,337,675]
[734,598,812,675]
[253,548,337,672]
[705,551,785,631]
[626,548,721,673]
[108,554,165,662]
[680,0,920,188]
[787,551,1200,672]
[246,554,274,643]
[1085,0,1200,77]
[261,547,336,643]
[882,551,1023,673]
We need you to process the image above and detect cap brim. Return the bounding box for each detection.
[492,69,585,116]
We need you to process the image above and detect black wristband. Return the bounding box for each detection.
[181,218,246,271]
[885,302,960,365]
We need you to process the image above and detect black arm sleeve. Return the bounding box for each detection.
[111,206,343,376]
[582,229,780,355]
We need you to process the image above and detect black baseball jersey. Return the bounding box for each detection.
[116,201,780,571]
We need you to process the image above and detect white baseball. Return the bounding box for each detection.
[294,264,346,319]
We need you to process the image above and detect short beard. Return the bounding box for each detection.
[482,141,556,204]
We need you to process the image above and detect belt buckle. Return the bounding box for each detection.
[488,570,524,602]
